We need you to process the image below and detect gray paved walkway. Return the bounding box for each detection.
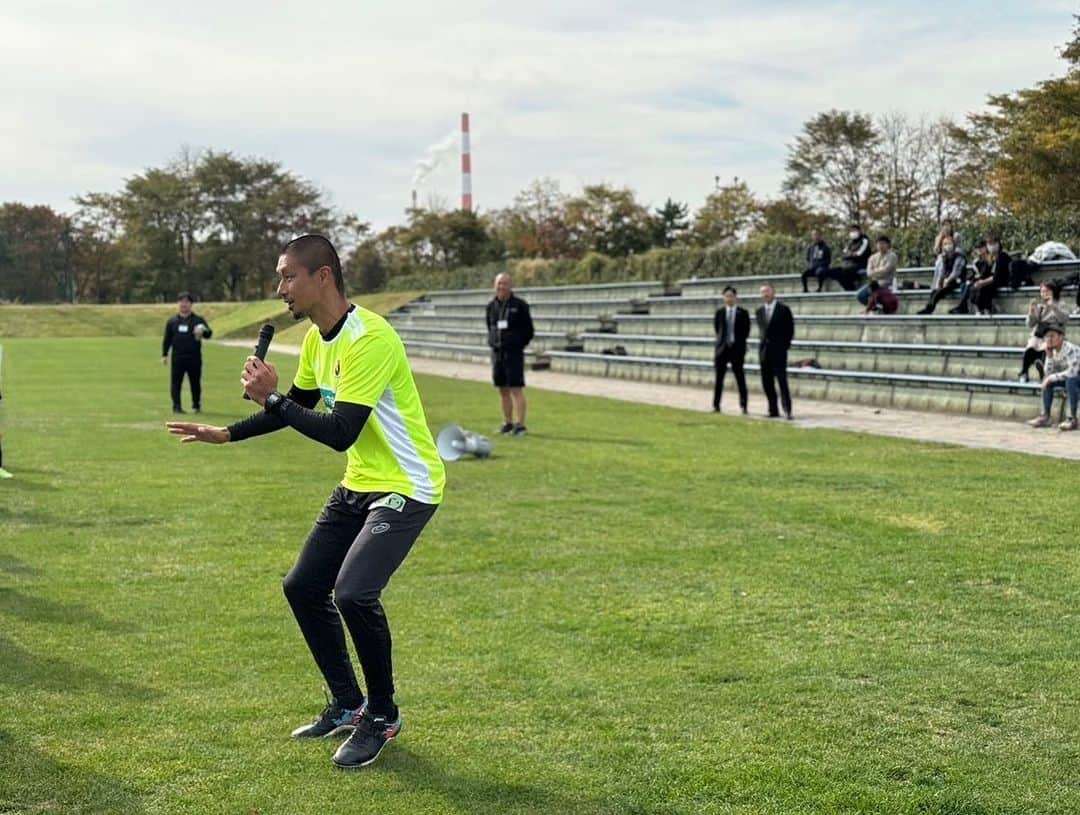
[219,340,1080,461]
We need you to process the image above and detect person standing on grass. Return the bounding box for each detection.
[712,286,750,414]
[486,272,534,435]
[166,234,445,769]
[1027,320,1080,431]
[755,284,795,420]
[162,292,213,414]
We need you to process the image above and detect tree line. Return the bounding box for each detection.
[1,19,1076,303]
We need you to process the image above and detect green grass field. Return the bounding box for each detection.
[1,337,1078,814]
[0,292,417,341]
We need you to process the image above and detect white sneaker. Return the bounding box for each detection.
[1027,415,1053,428]
[0,468,13,479]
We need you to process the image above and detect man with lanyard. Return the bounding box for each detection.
[486,273,534,435]
[162,292,213,414]
[166,234,445,769]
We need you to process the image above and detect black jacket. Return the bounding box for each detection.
[713,305,750,354]
[163,312,213,357]
[486,295,534,352]
[843,233,872,270]
[806,240,832,274]
[988,249,1011,288]
[755,301,794,352]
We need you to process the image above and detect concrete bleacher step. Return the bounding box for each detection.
[646,288,1041,317]
[545,351,1042,419]
[611,313,1033,345]
[389,311,611,335]
[395,326,575,351]
[676,258,1080,298]
[578,333,1026,381]
[404,340,551,370]
[421,280,673,308]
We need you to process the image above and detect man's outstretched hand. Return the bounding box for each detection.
[167,422,230,444]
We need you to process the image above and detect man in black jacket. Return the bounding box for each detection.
[801,230,833,292]
[713,286,750,413]
[162,292,213,414]
[826,225,871,291]
[486,273,534,435]
[755,284,795,420]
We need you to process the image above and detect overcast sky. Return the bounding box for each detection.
[2,1,1076,228]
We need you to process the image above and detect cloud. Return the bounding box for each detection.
[0,0,1074,226]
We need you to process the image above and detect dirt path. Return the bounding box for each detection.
[218,339,1080,461]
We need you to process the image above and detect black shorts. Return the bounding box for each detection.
[492,349,525,388]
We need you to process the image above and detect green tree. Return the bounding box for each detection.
[691,179,761,246]
[956,17,1080,214]
[784,110,880,224]
[755,195,830,238]
[492,178,571,258]
[651,198,690,247]
[0,203,74,302]
[563,184,654,257]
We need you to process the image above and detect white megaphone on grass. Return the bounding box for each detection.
[436,424,493,461]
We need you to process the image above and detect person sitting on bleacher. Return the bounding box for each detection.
[1027,319,1080,431]
[825,224,871,291]
[864,280,898,315]
[800,229,832,293]
[950,241,988,315]
[1019,280,1069,383]
[1009,240,1077,290]
[916,238,967,314]
[856,235,897,308]
[967,234,1011,315]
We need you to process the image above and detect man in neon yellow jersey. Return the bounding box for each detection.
[167,234,444,769]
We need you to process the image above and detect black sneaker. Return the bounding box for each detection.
[193,407,201,414]
[498,422,514,434]
[290,699,365,739]
[332,710,403,768]
[172,407,186,415]
[511,424,528,436]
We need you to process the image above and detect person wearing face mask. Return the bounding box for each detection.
[916,239,968,314]
[825,224,871,291]
[968,235,1011,315]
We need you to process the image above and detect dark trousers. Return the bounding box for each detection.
[1021,347,1045,378]
[825,264,862,291]
[972,283,1000,313]
[760,345,791,417]
[170,354,202,410]
[801,267,827,292]
[282,486,437,715]
[713,346,748,410]
[921,281,960,313]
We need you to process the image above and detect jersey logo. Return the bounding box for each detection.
[334,359,341,378]
[319,387,336,410]
[371,523,391,535]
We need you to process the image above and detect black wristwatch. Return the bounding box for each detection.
[264,391,286,415]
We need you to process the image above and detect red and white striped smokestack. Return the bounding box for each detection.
[461,112,472,212]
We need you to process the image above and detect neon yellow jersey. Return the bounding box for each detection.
[293,306,445,504]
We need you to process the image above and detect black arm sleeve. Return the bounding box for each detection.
[162,319,174,356]
[226,386,321,443]
[276,399,372,452]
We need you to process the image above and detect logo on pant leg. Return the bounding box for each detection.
[371,523,391,535]
[371,494,406,512]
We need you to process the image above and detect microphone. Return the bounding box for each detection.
[242,323,276,400]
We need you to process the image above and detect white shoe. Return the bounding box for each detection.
[1018,373,1028,383]
[0,468,13,479]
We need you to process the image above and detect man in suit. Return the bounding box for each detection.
[713,286,750,414]
[756,284,795,420]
